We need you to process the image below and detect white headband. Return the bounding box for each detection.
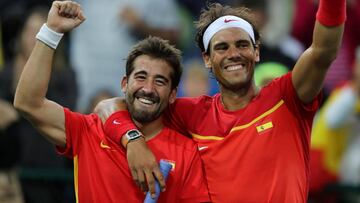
[202,15,255,51]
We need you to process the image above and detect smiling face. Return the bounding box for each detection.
[203,27,259,91]
[122,55,176,123]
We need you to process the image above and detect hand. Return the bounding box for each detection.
[47,1,86,33]
[94,98,128,123]
[126,138,166,198]
[0,100,19,129]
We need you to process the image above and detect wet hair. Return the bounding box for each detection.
[195,3,261,54]
[126,36,182,90]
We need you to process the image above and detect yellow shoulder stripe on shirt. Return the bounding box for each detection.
[191,100,284,141]
[230,100,283,133]
[191,133,225,140]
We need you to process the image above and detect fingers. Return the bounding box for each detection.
[54,1,85,20]
[130,165,166,197]
[153,167,166,192]
[130,168,140,188]
[131,168,147,193]
[144,170,156,198]
[136,169,147,193]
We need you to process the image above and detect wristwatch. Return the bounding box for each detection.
[122,129,144,147]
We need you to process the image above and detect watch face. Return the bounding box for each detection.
[127,130,140,139]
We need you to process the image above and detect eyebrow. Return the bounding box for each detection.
[213,42,228,49]
[154,74,170,83]
[213,39,251,48]
[133,70,147,76]
[133,70,170,83]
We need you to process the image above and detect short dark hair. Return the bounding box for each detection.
[195,3,261,54]
[126,36,182,90]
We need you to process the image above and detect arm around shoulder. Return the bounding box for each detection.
[93,97,127,123]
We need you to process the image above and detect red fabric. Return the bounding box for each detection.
[103,110,137,146]
[316,0,346,26]
[57,109,210,203]
[309,149,338,193]
[164,72,321,202]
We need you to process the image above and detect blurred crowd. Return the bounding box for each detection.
[0,0,359,202]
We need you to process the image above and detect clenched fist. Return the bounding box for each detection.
[47,1,85,33]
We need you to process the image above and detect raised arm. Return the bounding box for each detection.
[13,1,85,147]
[292,0,345,103]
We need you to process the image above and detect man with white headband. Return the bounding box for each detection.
[13,1,210,202]
[96,1,346,202]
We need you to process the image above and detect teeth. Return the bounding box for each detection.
[138,98,154,105]
[226,65,244,71]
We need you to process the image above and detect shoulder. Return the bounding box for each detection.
[262,72,292,89]
[174,95,217,108]
[64,108,101,127]
[257,72,293,98]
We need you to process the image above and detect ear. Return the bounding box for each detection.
[121,76,128,94]
[202,52,212,71]
[254,44,260,62]
[168,88,177,104]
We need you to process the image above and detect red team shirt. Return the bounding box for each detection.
[164,72,321,202]
[57,109,210,203]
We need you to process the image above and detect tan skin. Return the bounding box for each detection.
[95,8,344,198]
[203,28,260,111]
[13,0,181,198]
[14,1,85,147]
[120,55,177,196]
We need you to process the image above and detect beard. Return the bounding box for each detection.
[126,90,164,123]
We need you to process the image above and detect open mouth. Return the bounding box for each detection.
[136,97,156,105]
[224,63,246,72]
[134,90,160,106]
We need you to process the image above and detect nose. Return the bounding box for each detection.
[141,79,155,93]
[227,45,241,60]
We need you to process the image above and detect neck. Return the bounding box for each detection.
[133,117,164,141]
[220,83,259,111]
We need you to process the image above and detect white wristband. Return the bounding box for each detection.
[36,23,64,49]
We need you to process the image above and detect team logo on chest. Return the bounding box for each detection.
[255,121,273,134]
[162,159,176,171]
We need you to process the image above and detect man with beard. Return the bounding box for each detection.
[13,1,209,202]
[96,0,346,202]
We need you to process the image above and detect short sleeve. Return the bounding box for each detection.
[56,108,87,158]
[164,97,204,136]
[272,72,322,118]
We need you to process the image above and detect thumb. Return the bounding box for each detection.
[74,11,86,27]
[77,10,86,21]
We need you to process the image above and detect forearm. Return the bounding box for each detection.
[311,0,346,66]
[291,0,346,102]
[13,36,67,146]
[13,1,84,147]
[14,41,54,112]
[310,22,344,67]
[94,97,128,123]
